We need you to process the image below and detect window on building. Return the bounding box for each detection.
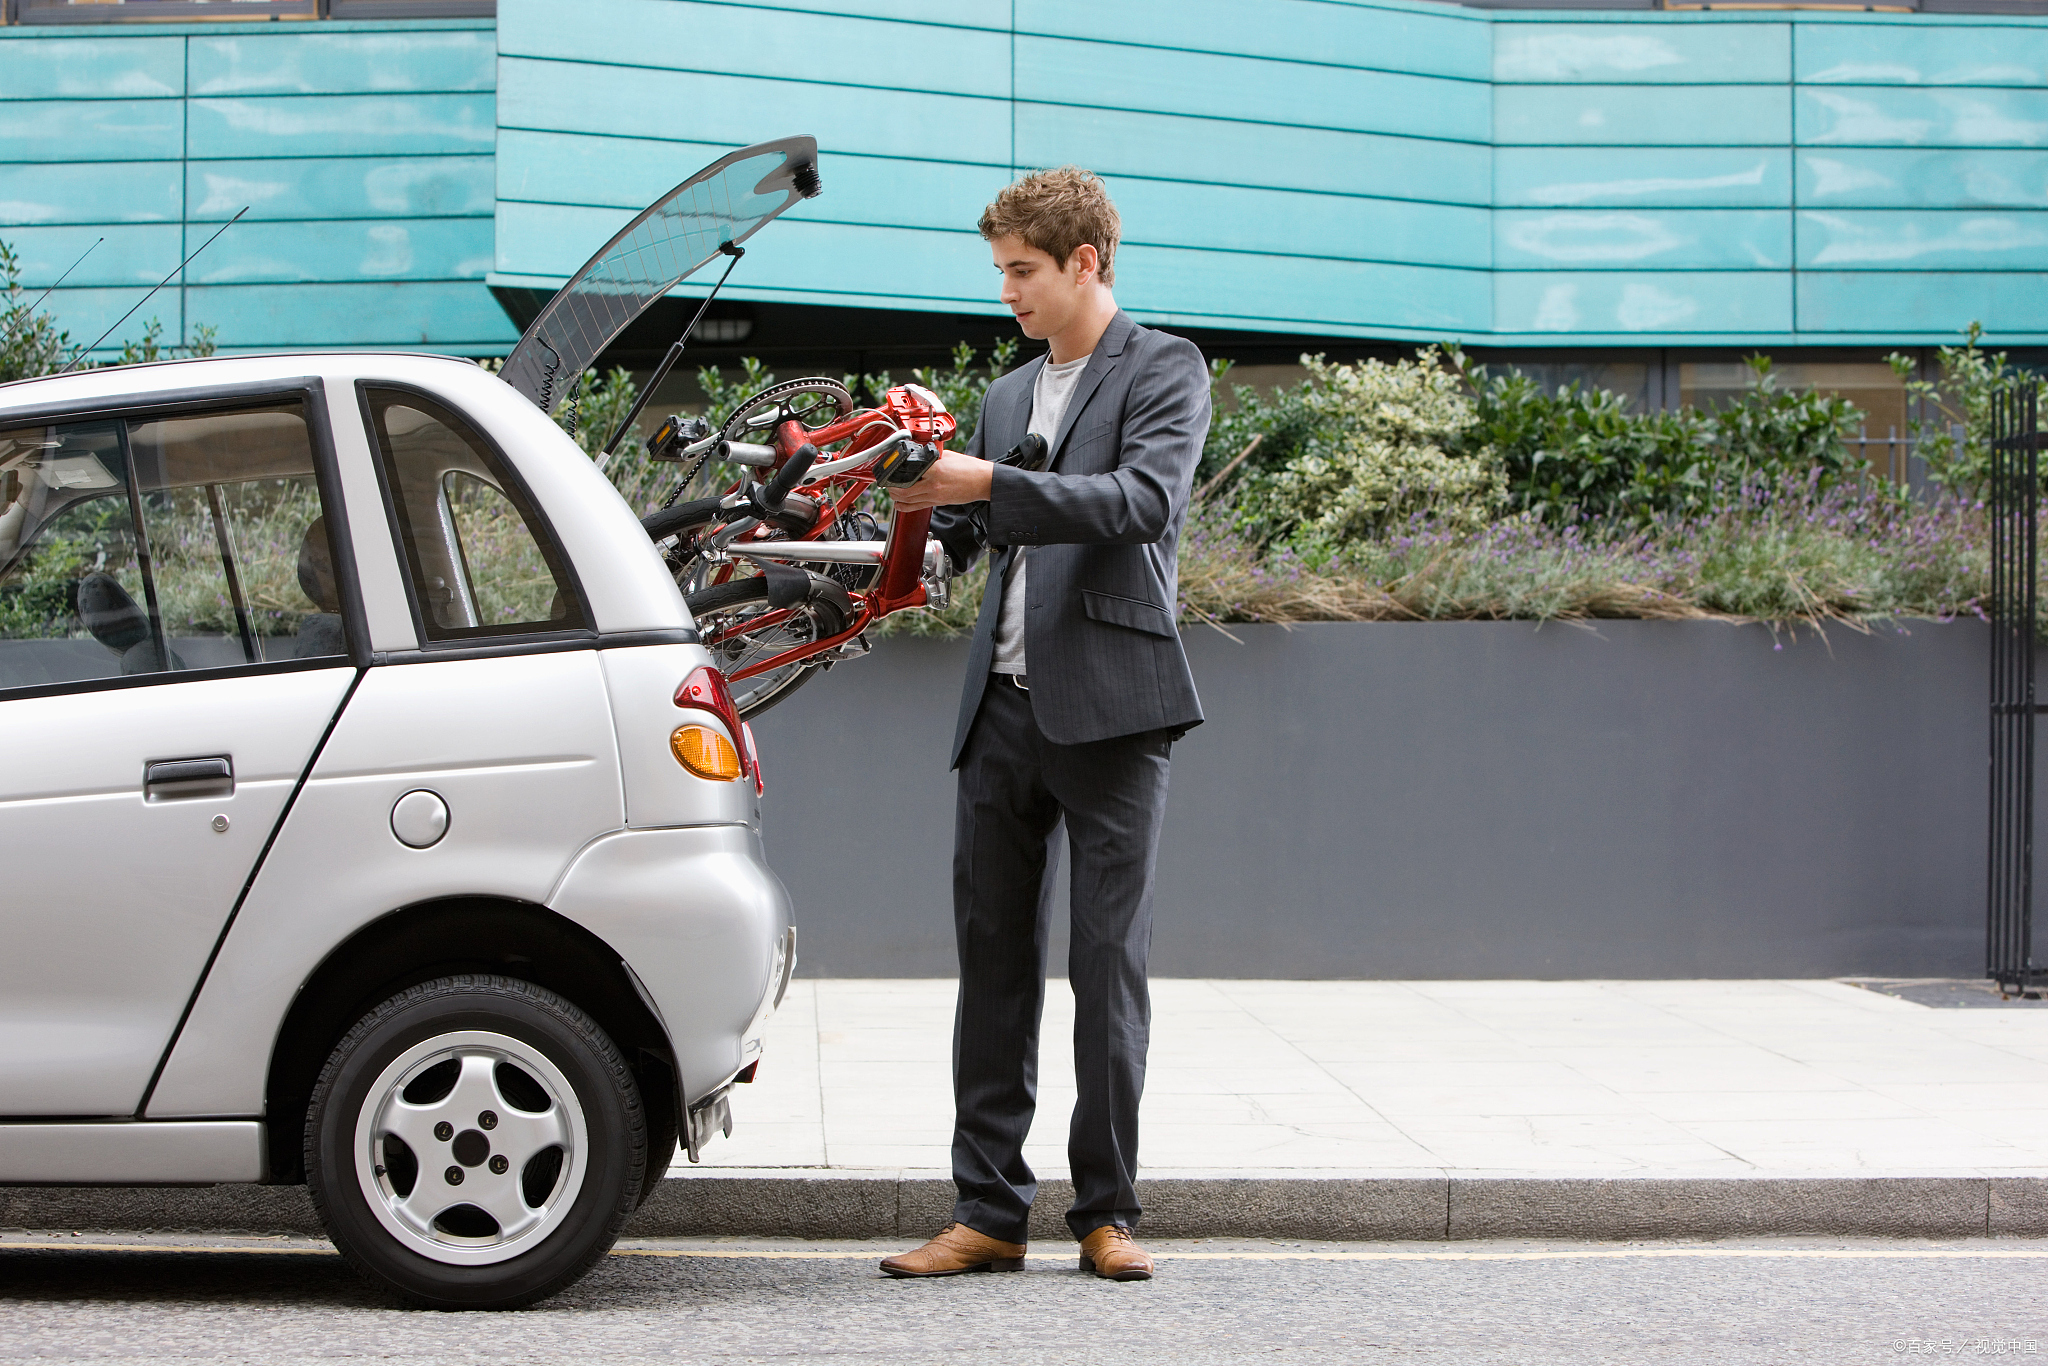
[1680,360,1914,481]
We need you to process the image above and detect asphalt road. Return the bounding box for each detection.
[2,1235,2044,1364]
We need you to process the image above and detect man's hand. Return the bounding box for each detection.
[885,451,995,510]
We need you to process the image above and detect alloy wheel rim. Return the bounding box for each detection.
[352,1029,590,1266]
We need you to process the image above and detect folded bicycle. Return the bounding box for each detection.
[493,134,1027,713]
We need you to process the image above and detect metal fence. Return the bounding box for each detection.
[1988,383,2042,993]
[1846,423,1965,497]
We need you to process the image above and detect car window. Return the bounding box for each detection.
[0,402,347,690]
[363,389,584,641]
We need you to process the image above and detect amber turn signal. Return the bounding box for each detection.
[671,725,744,780]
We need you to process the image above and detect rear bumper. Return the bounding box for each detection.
[549,823,792,1107]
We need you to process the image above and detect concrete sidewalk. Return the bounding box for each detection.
[649,977,2048,1240]
[12,978,2048,1242]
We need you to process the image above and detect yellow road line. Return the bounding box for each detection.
[0,1243,337,1256]
[8,1243,2048,1264]
[615,1248,2048,1263]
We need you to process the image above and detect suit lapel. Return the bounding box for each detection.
[1048,312,1135,471]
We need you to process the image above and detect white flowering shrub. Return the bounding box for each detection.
[1233,352,1504,557]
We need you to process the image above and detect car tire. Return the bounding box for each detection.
[305,974,645,1310]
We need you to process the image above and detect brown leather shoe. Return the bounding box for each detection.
[879,1223,1027,1278]
[1078,1225,1154,1281]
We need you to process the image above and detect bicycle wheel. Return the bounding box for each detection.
[685,573,851,717]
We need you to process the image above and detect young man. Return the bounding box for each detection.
[880,167,1210,1282]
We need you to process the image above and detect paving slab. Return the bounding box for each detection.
[12,979,2048,1241]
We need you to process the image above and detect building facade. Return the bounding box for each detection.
[5,0,2048,421]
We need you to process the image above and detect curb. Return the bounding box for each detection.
[7,1172,2048,1242]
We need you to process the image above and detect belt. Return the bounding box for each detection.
[1007,673,1028,691]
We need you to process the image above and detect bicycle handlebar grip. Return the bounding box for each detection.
[641,495,727,542]
[757,443,819,515]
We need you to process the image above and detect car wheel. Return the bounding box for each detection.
[305,974,645,1309]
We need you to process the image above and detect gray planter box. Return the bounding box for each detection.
[753,619,1989,979]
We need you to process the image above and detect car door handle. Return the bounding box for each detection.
[144,756,234,802]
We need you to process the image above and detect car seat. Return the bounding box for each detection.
[76,572,183,674]
[293,517,346,659]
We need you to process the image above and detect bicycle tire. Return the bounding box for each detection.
[685,574,849,718]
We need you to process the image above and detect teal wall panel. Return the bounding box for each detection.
[188,155,495,221]
[2,224,180,287]
[1496,84,1790,147]
[188,31,495,96]
[1799,86,2048,147]
[1013,35,1489,143]
[0,35,182,99]
[187,94,495,159]
[1115,246,1488,335]
[1019,0,1488,81]
[645,0,1005,24]
[187,281,518,349]
[1797,23,2048,87]
[1495,272,1792,335]
[604,216,999,313]
[0,99,182,163]
[1493,22,1787,84]
[21,6,2048,354]
[1013,104,1490,206]
[720,0,1008,22]
[496,59,1006,166]
[1798,148,2048,207]
[1796,208,2048,269]
[1107,179,1491,271]
[1798,271,2048,335]
[497,0,1009,100]
[1497,148,1791,207]
[1495,209,1788,270]
[495,132,1009,232]
[0,163,182,225]
[40,286,194,354]
[0,18,506,356]
[188,218,494,284]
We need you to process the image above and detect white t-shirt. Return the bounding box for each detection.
[991,354,1089,677]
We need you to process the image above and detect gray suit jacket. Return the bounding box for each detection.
[932,311,1210,768]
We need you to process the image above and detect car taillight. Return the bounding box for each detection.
[743,721,763,796]
[673,664,749,780]
[671,725,744,780]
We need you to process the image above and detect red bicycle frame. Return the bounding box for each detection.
[695,384,957,683]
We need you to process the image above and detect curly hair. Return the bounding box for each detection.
[978,166,1120,287]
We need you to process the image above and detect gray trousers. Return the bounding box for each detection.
[950,676,1173,1243]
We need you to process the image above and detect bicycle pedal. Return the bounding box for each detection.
[875,440,942,486]
[647,413,711,461]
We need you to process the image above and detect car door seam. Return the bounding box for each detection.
[133,666,368,1122]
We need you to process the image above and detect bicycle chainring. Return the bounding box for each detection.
[717,377,855,447]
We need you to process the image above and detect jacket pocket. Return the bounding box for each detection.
[1083,589,1177,638]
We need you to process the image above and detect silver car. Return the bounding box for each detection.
[0,350,794,1308]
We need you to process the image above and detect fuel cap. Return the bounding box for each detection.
[390,789,449,849]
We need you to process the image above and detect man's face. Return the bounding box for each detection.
[990,235,1093,341]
